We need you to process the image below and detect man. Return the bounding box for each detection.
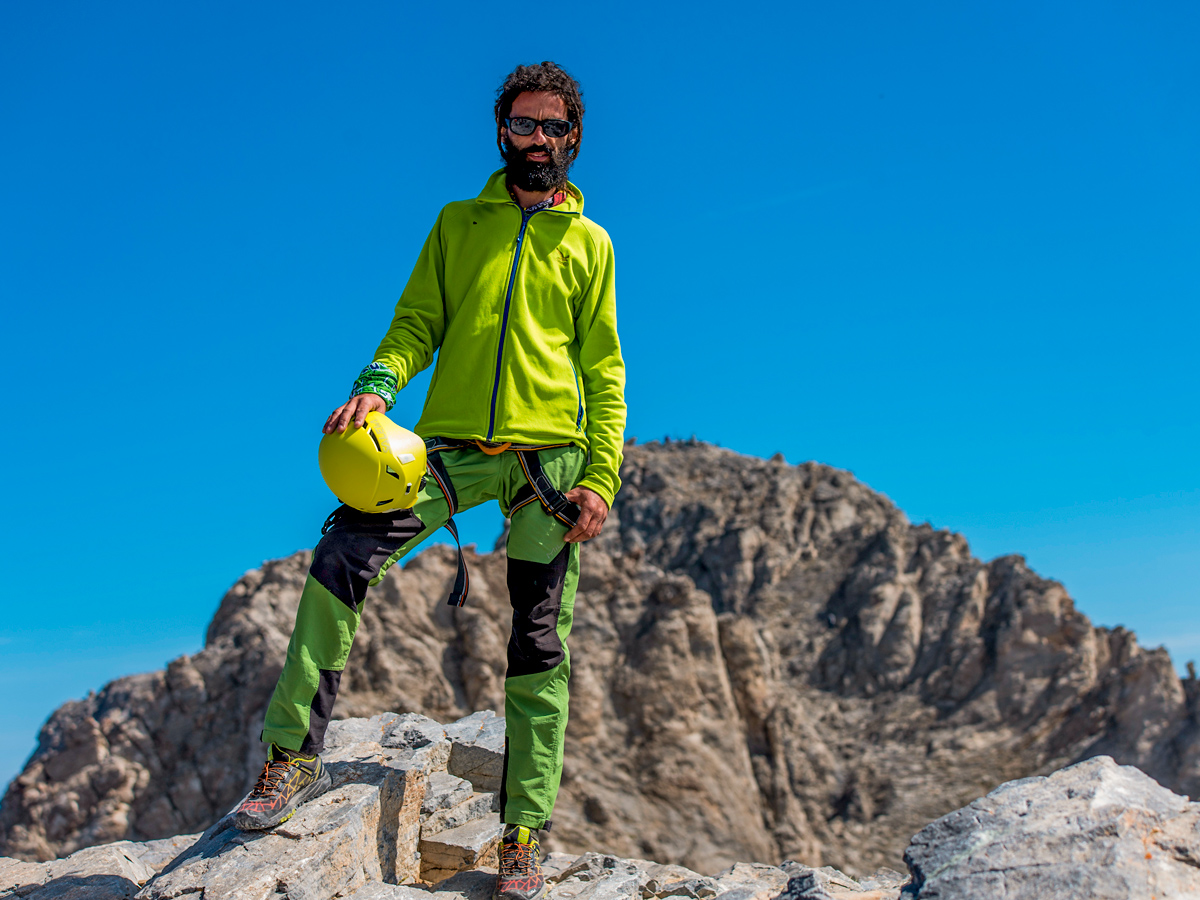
[232,61,625,900]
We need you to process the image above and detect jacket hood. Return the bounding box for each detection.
[475,167,584,214]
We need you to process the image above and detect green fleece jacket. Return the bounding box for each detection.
[371,169,626,507]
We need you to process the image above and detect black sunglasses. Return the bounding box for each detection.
[505,117,575,138]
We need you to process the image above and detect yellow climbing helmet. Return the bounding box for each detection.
[318,411,427,513]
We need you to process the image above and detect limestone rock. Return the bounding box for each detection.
[422,774,474,816]
[903,755,1200,899]
[1,840,156,899]
[421,791,497,837]
[417,818,501,885]
[7,441,1200,877]
[344,883,433,900]
[444,711,506,794]
[133,719,434,900]
[428,868,498,900]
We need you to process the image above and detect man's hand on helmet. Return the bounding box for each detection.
[324,393,387,434]
[563,487,608,543]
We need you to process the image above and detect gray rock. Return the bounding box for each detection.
[649,877,718,899]
[418,817,501,884]
[345,883,432,900]
[325,713,403,751]
[2,842,157,899]
[422,773,474,816]
[2,856,47,894]
[385,714,449,752]
[429,868,497,900]
[120,835,201,875]
[556,853,646,884]
[9,874,143,900]
[903,755,1200,899]
[773,863,866,900]
[544,851,583,883]
[550,872,641,900]
[856,868,908,891]
[713,862,789,896]
[134,734,430,900]
[421,792,498,837]
[444,711,506,793]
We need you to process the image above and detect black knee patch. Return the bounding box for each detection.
[506,544,570,677]
[310,506,426,610]
[300,668,342,755]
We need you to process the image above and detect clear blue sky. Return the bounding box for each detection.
[2,1,1197,791]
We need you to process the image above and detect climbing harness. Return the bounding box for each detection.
[425,438,582,607]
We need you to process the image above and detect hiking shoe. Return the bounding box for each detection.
[232,744,331,831]
[495,824,546,900]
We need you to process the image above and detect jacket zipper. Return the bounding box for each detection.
[487,205,537,440]
[569,359,583,429]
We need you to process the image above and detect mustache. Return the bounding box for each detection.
[515,144,556,162]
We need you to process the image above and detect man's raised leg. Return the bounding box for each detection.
[235,497,445,830]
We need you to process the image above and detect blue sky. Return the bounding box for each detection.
[2,1,1197,791]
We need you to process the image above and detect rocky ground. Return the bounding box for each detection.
[4,440,1200,877]
[5,713,1200,899]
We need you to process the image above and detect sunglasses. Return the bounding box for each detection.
[505,117,575,138]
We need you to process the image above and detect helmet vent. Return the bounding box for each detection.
[366,428,383,452]
[375,498,394,506]
[384,465,401,480]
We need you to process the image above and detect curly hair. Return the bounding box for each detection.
[494,61,585,163]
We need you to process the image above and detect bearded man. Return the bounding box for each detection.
[231,61,625,900]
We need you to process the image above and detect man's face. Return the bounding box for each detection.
[502,91,576,192]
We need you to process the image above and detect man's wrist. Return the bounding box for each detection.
[350,362,398,410]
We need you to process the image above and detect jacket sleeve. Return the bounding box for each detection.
[372,210,448,389]
[574,226,627,508]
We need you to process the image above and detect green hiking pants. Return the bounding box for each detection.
[261,443,584,830]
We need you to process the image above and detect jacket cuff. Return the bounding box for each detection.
[576,473,617,510]
[350,362,398,410]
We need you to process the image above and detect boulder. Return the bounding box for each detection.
[132,718,439,900]
[444,712,506,794]
[418,818,501,885]
[904,755,1200,899]
[1,840,156,899]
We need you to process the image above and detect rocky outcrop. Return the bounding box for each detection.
[4,440,1200,876]
[905,755,1200,899]
[10,733,1200,898]
[0,715,911,899]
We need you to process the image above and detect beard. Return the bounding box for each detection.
[502,140,573,192]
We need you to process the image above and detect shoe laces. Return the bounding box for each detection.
[248,759,292,797]
[499,839,540,876]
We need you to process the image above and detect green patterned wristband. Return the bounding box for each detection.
[350,362,398,410]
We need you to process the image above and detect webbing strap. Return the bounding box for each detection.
[439,517,469,608]
[515,450,581,529]
[425,445,469,607]
[423,438,580,607]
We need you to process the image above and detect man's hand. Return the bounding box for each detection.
[324,393,387,433]
[563,487,608,543]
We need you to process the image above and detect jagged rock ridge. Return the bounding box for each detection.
[7,719,1200,899]
[3,440,1200,876]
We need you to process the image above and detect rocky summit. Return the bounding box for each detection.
[4,715,1200,899]
[4,440,1200,879]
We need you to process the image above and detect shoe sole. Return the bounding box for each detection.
[494,880,547,900]
[232,766,332,831]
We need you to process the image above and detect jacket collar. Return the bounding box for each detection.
[475,167,584,214]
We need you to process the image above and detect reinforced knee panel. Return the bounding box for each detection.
[310,505,427,609]
[506,543,571,677]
